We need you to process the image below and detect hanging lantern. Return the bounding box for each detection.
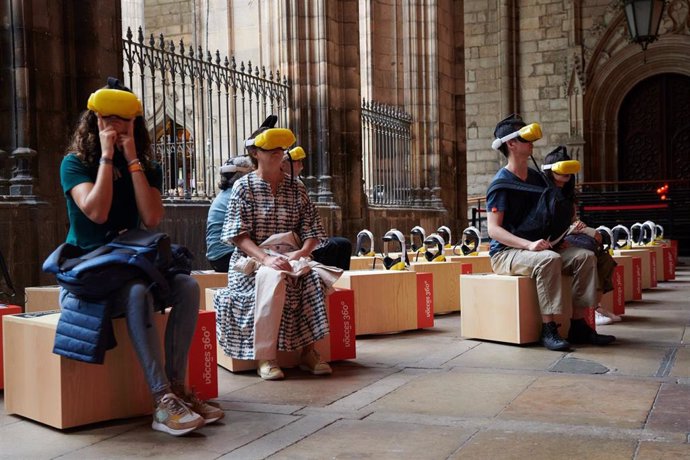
[623,0,667,51]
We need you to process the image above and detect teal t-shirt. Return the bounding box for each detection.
[60,153,163,251]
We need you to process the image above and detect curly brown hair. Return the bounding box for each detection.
[65,109,153,169]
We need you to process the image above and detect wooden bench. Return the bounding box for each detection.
[611,255,642,302]
[191,270,228,309]
[600,264,625,316]
[2,310,217,429]
[349,256,384,270]
[460,274,573,345]
[616,248,657,289]
[646,245,675,282]
[0,304,22,389]
[205,287,356,373]
[10,285,218,398]
[446,253,493,274]
[333,270,434,335]
[409,260,472,314]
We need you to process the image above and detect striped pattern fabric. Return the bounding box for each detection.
[214,172,329,360]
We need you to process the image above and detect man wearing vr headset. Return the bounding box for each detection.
[206,156,254,272]
[486,114,614,351]
[60,78,221,436]
[214,116,333,381]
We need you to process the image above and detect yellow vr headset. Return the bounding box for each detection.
[87,88,143,119]
[287,146,306,161]
[541,159,581,175]
[491,123,542,150]
[245,128,296,151]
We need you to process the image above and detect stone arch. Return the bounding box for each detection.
[584,24,690,182]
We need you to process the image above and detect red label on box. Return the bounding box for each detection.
[416,272,434,328]
[632,257,642,300]
[460,263,473,275]
[187,310,218,400]
[1,304,23,389]
[326,288,356,361]
[612,265,625,316]
[663,247,675,280]
[584,306,596,331]
[649,251,657,287]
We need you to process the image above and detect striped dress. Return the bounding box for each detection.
[214,172,329,360]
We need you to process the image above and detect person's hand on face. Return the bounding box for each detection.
[116,117,137,162]
[97,115,118,159]
[98,115,136,161]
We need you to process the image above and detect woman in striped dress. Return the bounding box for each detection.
[213,119,332,380]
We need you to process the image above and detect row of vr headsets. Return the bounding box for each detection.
[596,221,666,253]
[355,226,483,270]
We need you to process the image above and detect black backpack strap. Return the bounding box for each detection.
[0,248,15,297]
[487,178,545,197]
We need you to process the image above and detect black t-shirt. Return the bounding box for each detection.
[486,167,545,255]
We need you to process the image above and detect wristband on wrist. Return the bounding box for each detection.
[99,157,113,166]
[127,158,141,166]
[128,161,143,173]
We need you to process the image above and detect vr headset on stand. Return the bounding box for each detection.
[410,226,426,253]
[382,229,409,270]
[453,226,481,256]
[436,226,452,249]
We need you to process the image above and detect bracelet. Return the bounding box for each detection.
[127,158,141,166]
[99,157,113,166]
[128,161,143,173]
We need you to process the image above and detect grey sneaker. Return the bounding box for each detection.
[179,390,225,424]
[152,393,205,436]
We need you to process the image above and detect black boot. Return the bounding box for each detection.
[540,321,571,351]
[568,318,616,345]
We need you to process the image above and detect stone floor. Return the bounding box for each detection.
[2,259,689,459]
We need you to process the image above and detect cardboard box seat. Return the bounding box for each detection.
[333,269,434,336]
[460,274,573,345]
[205,287,357,373]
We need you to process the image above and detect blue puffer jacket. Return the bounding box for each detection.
[53,289,116,364]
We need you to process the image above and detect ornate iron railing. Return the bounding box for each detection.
[122,27,290,199]
[361,99,414,207]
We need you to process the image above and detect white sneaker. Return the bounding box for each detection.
[595,310,613,326]
[600,309,622,322]
[257,359,285,380]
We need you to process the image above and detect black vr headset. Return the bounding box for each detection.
[355,229,376,257]
[410,226,426,253]
[421,234,446,262]
[453,226,481,256]
[382,229,409,270]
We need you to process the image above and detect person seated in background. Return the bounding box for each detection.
[281,146,352,270]
[541,146,621,325]
[214,117,334,380]
[486,113,615,351]
[206,156,254,272]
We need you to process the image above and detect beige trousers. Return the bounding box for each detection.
[490,246,598,315]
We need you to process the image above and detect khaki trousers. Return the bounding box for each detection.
[490,246,598,315]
